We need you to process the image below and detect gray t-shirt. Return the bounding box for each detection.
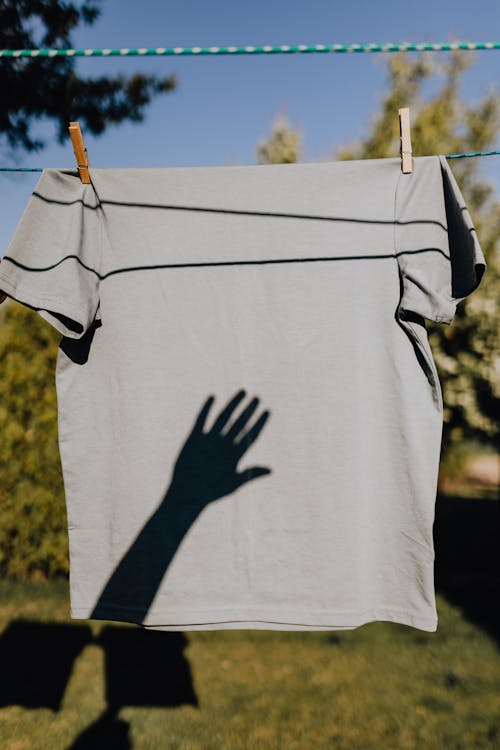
[0,156,486,632]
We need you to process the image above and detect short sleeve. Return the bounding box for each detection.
[0,169,101,339]
[395,155,486,325]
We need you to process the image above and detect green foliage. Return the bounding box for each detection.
[0,300,68,579]
[258,54,500,454]
[0,0,176,153]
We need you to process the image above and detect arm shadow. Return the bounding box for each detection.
[89,388,272,623]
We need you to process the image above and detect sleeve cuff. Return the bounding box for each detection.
[0,272,93,339]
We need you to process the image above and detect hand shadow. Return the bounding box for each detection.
[90,388,272,623]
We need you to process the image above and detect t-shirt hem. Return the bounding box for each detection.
[70,605,438,633]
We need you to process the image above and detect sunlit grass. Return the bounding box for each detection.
[0,578,499,749]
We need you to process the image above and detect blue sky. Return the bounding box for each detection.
[1,0,500,254]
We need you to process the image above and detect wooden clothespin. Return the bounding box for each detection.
[69,121,91,184]
[398,107,413,174]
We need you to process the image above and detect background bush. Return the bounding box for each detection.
[0,300,68,579]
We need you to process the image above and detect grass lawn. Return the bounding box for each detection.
[0,576,499,750]
[1,489,499,750]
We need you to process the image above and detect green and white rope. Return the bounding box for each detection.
[1,41,500,58]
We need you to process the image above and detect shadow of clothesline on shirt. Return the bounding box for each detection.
[89,388,272,624]
[29,189,449,230]
[1,244,453,280]
[0,189,458,286]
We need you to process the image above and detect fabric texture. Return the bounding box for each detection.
[0,155,486,632]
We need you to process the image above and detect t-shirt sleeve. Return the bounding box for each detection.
[0,168,101,339]
[394,154,486,325]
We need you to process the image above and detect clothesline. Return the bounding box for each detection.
[2,42,498,170]
[1,41,500,58]
[1,150,499,173]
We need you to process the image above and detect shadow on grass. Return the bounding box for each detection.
[0,621,92,711]
[434,492,500,645]
[0,620,197,749]
[67,707,132,749]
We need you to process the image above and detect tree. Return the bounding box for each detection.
[256,114,301,165]
[0,0,176,154]
[257,54,500,467]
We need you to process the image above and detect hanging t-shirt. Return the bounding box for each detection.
[0,156,485,632]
